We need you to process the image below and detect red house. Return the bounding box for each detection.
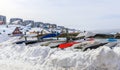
[12,27,23,36]
[0,21,4,25]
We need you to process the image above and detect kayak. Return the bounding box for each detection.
[107,38,117,42]
[83,42,108,51]
[40,33,60,39]
[59,42,79,49]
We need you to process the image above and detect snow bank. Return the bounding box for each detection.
[42,46,120,70]
[0,34,10,43]
[0,38,120,70]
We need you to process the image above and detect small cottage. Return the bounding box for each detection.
[12,27,23,36]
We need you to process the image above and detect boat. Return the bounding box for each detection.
[40,32,60,39]
[83,42,108,51]
[107,38,117,42]
[59,42,79,49]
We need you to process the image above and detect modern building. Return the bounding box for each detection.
[50,24,57,29]
[43,23,57,29]
[57,26,65,30]
[10,18,23,25]
[23,20,34,27]
[43,23,51,29]
[0,15,6,25]
[56,26,66,33]
[34,22,44,27]
[39,22,44,28]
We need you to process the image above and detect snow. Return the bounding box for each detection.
[0,34,10,43]
[29,28,50,34]
[0,25,21,43]
[0,38,120,70]
[76,32,85,38]
[1,25,120,70]
[0,25,16,34]
[76,31,96,38]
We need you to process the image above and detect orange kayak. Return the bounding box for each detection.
[59,42,79,49]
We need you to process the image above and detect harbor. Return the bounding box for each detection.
[0,22,120,70]
[0,0,120,70]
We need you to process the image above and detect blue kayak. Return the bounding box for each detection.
[107,38,117,42]
[40,33,60,39]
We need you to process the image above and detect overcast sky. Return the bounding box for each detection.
[0,0,120,31]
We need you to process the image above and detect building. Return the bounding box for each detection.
[68,28,76,33]
[12,27,23,36]
[39,22,44,28]
[34,22,44,27]
[43,23,57,29]
[10,18,23,25]
[43,23,51,29]
[56,26,66,33]
[50,24,57,29]
[0,15,6,25]
[57,26,65,30]
[23,20,34,27]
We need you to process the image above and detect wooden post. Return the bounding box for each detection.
[84,30,86,40]
[6,25,8,28]
[66,28,69,43]
[57,36,59,40]
[24,32,27,43]
[37,31,39,42]
[41,30,43,35]
[41,30,43,41]
[57,32,59,40]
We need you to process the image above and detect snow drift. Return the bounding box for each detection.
[0,38,120,70]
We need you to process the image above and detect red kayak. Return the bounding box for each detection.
[59,42,79,49]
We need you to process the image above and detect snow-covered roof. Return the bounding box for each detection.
[76,31,96,38]
[29,28,50,34]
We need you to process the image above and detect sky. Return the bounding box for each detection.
[0,0,120,31]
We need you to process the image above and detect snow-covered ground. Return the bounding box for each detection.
[0,36,120,70]
[1,25,120,70]
[0,34,10,43]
